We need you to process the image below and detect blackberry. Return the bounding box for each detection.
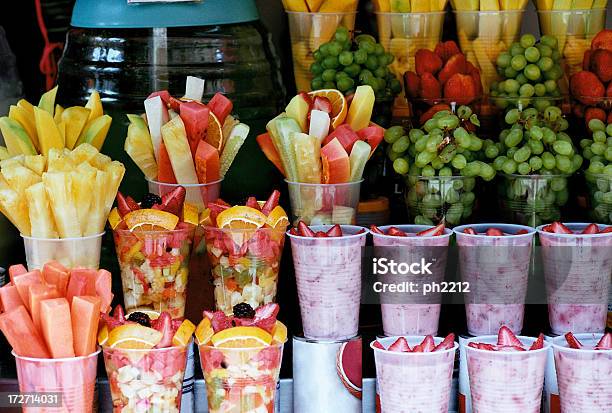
[127,311,151,327]
[141,193,162,209]
[232,303,255,319]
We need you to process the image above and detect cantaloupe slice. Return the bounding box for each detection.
[28,284,60,331]
[12,270,42,311]
[94,269,113,314]
[0,305,50,358]
[42,260,70,297]
[8,264,27,284]
[0,284,24,312]
[40,298,75,358]
[66,268,96,304]
[71,296,101,356]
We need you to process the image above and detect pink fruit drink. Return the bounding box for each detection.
[466,335,549,413]
[454,224,535,335]
[553,333,612,411]
[288,225,367,340]
[372,225,452,336]
[371,336,458,413]
[537,223,612,334]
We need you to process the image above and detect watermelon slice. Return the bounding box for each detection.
[322,124,360,153]
[256,133,285,176]
[71,296,101,356]
[0,305,50,358]
[144,95,169,162]
[66,268,96,304]
[95,270,113,314]
[357,125,384,155]
[28,284,60,331]
[321,138,350,184]
[12,270,42,311]
[180,101,210,156]
[147,90,171,106]
[8,264,27,284]
[0,284,24,312]
[42,261,70,297]
[40,298,75,358]
[207,93,233,124]
[194,140,220,184]
[349,140,371,182]
[157,142,177,183]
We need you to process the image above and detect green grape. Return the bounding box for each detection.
[543,128,556,144]
[542,151,556,169]
[339,51,353,66]
[514,146,532,163]
[385,126,405,143]
[354,49,367,64]
[452,154,467,170]
[322,69,336,82]
[438,115,460,129]
[551,177,567,191]
[505,79,521,93]
[311,63,323,75]
[337,77,354,92]
[415,136,429,152]
[461,161,481,177]
[439,167,453,177]
[359,41,375,55]
[520,84,535,97]
[604,164,612,175]
[505,67,519,78]
[505,109,521,124]
[503,159,518,174]
[516,73,528,85]
[580,138,593,148]
[555,155,572,173]
[366,77,380,92]
[517,162,531,175]
[374,43,385,56]
[416,150,435,167]
[589,118,606,132]
[323,81,335,89]
[409,128,425,143]
[468,136,483,151]
[359,69,374,84]
[505,129,523,147]
[571,154,583,172]
[591,142,606,155]
[588,160,605,174]
[510,43,525,56]
[606,124,612,136]
[457,105,473,119]
[522,108,539,120]
[524,64,541,81]
[525,46,541,62]
[537,56,553,72]
[537,43,552,57]
[534,83,546,96]
[528,139,544,155]
[426,135,444,153]
[392,136,410,153]
[544,65,563,81]
[431,157,444,170]
[439,144,458,163]
[593,130,607,143]
[553,140,573,156]
[544,106,562,121]
[319,43,331,57]
[334,27,349,43]
[480,163,495,181]
[422,165,436,177]
[356,34,376,44]
[520,34,537,48]
[322,56,340,69]
[530,156,543,171]
[374,66,387,78]
[393,157,410,175]
[424,119,439,132]
[389,79,402,94]
[605,146,612,162]
[511,55,527,71]
[387,148,400,162]
[493,156,508,171]
[343,63,361,78]
[366,55,378,71]
[529,125,543,140]
[497,52,511,68]
[540,34,558,49]
[328,42,343,56]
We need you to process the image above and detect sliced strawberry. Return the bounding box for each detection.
[564,332,583,349]
[246,197,261,211]
[498,345,526,352]
[416,223,445,236]
[152,186,186,216]
[204,310,233,332]
[463,227,477,235]
[261,190,280,216]
[595,332,612,350]
[551,221,572,234]
[529,334,545,350]
[254,303,280,333]
[413,335,436,352]
[542,224,554,233]
[315,231,328,237]
[299,92,313,107]
[356,229,366,234]
[388,337,411,352]
[207,200,230,226]
[468,342,497,351]
[387,227,407,237]
[601,226,612,233]
[372,340,385,350]
[297,221,315,237]
[153,312,174,348]
[112,305,126,323]
[289,228,298,235]
[497,326,523,348]
[515,229,529,235]
[369,225,385,235]
[581,223,600,234]
[486,228,504,236]
[312,96,332,115]
[116,192,134,217]
[100,312,123,330]
[126,196,140,211]
[434,333,455,351]
[326,224,343,237]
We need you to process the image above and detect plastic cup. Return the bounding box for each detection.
[371,336,458,413]
[288,225,367,340]
[199,341,285,413]
[21,232,104,270]
[466,335,550,413]
[585,171,612,225]
[498,173,570,227]
[286,180,362,226]
[102,344,188,412]
[14,349,100,413]
[203,226,285,314]
[453,223,536,336]
[404,175,478,227]
[371,225,452,336]
[286,11,357,92]
[113,226,195,319]
[537,8,606,76]
[147,179,222,212]
[536,222,612,334]
[552,333,612,412]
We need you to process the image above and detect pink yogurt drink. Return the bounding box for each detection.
[454,223,535,336]
[466,335,549,413]
[288,225,368,340]
[553,333,612,412]
[371,335,458,413]
[537,223,612,334]
[371,225,452,336]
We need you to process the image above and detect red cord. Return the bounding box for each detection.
[35,0,64,90]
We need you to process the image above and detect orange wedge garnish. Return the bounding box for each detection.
[107,324,162,349]
[205,112,223,151]
[309,89,348,129]
[211,326,272,348]
[271,321,287,343]
[182,202,199,226]
[265,205,289,230]
[124,209,179,231]
[172,319,196,347]
[195,318,214,345]
[216,206,267,230]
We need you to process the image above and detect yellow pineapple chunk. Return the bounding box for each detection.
[72,162,96,236]
[43,172,81,237]
[24,155,46,176]
[26,182,58,238]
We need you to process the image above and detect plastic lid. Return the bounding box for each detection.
[71,0,259,28]
[358,197,389,213]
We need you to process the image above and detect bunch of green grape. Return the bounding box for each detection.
[310,27,402,101]
[580,120,612,223]
[384,106,494,226]
[491,34,564,112]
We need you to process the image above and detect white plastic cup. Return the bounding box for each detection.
[21,232,104,270]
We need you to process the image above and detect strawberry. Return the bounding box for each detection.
[498,345,526,352]
[388,337,411,352]
[419,73,442,103]
[434,41,461,62]
[314,231,328,237]
[369,225,385,235]
[585,107,607,126]
[529,334,545,350]
[153,312,174,348]
[356,229,367,234]
[152,186,186,216]
[542,224,554,233]
[207,200,230,226]
[299,92,313,108]
[564,332,583,349]
[581,223,600,234]
[497,326,524,348]
[418,103,451,125]
[387,227,407,237]
[434,333,455,351]
[595,332,612,350]
[403,71,420,98]
[590,29,612,52]
[116,192,138,216]
[253,303,279,333]
[438,53,467,85]
[468,342,496,351]
[261,190,280,215]
[601,226,612,233]
[515,229,529,235]
[112,305,126,323]
[463,227,477,235]
[485,228,504,236]
[416,223,445,236]
[289,228,298,235]
[297,221,315,237]
[590,49,612,83]
[550,221,572,234]
[312,96,332,115]
[101,312,124,330]
[373,340,385,350]
[204,310,233,332]
[246,197,261,211]
[444,73,478,106]
[415,49,443,75]
[570,71,605,106]
[413,335,436,352]
[326,224,343,237]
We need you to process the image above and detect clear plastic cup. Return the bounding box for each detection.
[371,336,458,413]
[146,179,222,212]
[203,226,286,314]
[404,175,478,227]
[113,226,195,319]
[371,225,452,336]
[537,8,606,76]
[453,10,525,93]
[21,232,105,270]
[102,344,188,412]
[585,171,612,225]
[552,333,612,412]
[536,223,612,334]
[285,180,362,226]
[286,11,357,92]
[498,173,570,227]
[288,225,367,340]
[453,223,536,336]
[14,349,100,413]
[199,341,286,413]
[466,335,550,413]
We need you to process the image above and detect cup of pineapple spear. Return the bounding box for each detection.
[0,86,123,270]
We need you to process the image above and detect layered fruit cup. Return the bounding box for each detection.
[203,227,285,314]
[113,225,194,319]
[536,222,612,334]
[453,223,536,336]
[585,171,612,224]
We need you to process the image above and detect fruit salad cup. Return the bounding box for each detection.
[537,222,612,334]
[203,227,285,314]
[585,171,612,224]
[454,224,535,336]
[21,232,105,270]
[113,225,194,319]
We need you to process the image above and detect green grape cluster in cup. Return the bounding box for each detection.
[385,106,494,226]
[310,27,402,101]
[491,34,564,112]
[581,120,612,223]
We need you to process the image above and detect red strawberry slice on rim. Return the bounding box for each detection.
[388,337,411,352]
[297,221,315,237]
[564,332,583,349]
[468,342,497,351]
[485,228,504,236]
[498,345,526,352]
[369,225,385,235]
[463,227,477,235]
[387,227,407,237]
[550,221,572,234]
[581,223,600,234]
[112,305,126,323]
[314,231,328,237]
[326,224,343,237]
[204,310,233,332]
[595,332,612,350]
[497,326,524,348]
[416,223,445,236]
[434,333,455,351]
[261,190,280,216]
[152,186,186,217]
[515,229,529,235]
[372,340,385,350]
[601,226,612,233]
[413,335,436,352]
[246,197,261,211]
[529,334,544,350]
[117,192,135,216]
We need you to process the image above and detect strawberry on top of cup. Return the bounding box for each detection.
[373,333,455,353]
[468,326,545,352]
[564,332,612,350]
[370,223,446,237]
[542,222,612,234]
[289,221,366,237]
[462,227,530,236]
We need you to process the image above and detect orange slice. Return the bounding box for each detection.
[172,319,196,347]
[216,206,267,230]
[124,209,179,231]
[107,324,163,349]
[211,326,273,348]
[195,318,214,345]
[271,321,287,343]
[199,208,212,226]
[265,205,289,230]
[205,112,223,151]
[308,89,348,129]
[182,202,199,226]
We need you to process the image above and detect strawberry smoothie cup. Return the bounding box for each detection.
[552,333,612,412]
[102,344,189,413]
[371,336,458,413]
[203,227,285,314]
[371,225,452,336]
[288,225,367,340]
[113,225,194,319]
[14,349,100,413]
[466,335,549,413]
[537,223,612,334]
[454,224,535,336]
